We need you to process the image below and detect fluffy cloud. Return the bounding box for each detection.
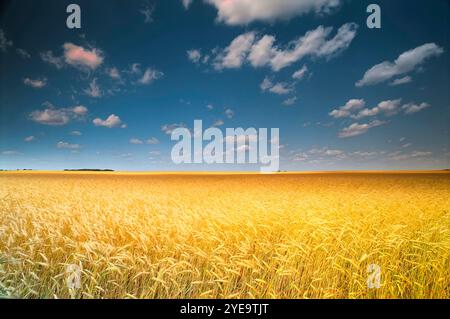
[187,49,202,63]
[138,68,164,85]
[146,137,159,145]
[329,99,365,118]
[205,0,341,25]
[214,32,256,70]
[130,138,144,145]
[260,77,293,95]
[210,23,357,71]
[24,77,47,89]
[93,114,125,128]
[330,98,430,120]
[0,29,12,52]
[338,120,386,138]
[402,102,430,115]
[30,105,88,126]
[140,2,154,23]
[283,96,297,106]
[107,67,121,80]
[24,136,35,142]
[356,43,444,87]
[161,123,186,135]
[292,65,309,80]
[70,131,82,136]
[63,43,104,70]
[57,141,81,149]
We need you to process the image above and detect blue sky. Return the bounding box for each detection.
[0,0,449,171]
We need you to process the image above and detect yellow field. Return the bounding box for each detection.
[0,171,449,299]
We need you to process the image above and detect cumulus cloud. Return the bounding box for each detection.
[292,65,309,80]
[338,120,386,138]
[214,32,256,70]
[130,138,144,145]
[161,123,186,135]
[212,119,224,127]
[260,77,293,95]
[93,114,125,128]
[330,98,430,120]
[57,141,81,149]
[0,29,12,52]
[329,99,365,118]
[283,96,297,106]
[205,0,341,25]
[30,105,88,126]
[70,131,82,136]
[356,43,444,87]
[63,43,104,70]
[24,77,47,89]
[107,67,121,80]
[138,68,164,84]
[211,23,357,71]
[24,136,35,142]
[187,49,202,63]
[402,102,431,115]
[84,78,102,97]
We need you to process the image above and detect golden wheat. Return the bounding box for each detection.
[0,171,449,299]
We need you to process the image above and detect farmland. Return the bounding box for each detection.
[0,171,449,298]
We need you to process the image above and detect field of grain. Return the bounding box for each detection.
[0,171,449,299]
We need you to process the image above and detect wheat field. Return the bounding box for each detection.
[0,171,449,299]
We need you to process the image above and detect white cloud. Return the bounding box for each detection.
[57,141,81,150]
[292,65,309,80]
[138,68,164,84]
[182,0,193,10]
[356,43,444,87]
[16,48,31,59]
[107,67,121,80]
[338,120,386,138]
[283,96,297,106]
[330,98,430,120]
[84,78,102,98]
[24,136,35,142]
[205,0,341,25]
[130,138,144,145]
[30,105,88,126]
[212,23,357,71]
[146,137,159,145]
[40,51,65,69]
[93,114,125,128]
[402,102,431,115]
[24,77,47,89]
[389,151,432,161]
[329,99,365,118]
[260,77,293,95]
[187,49,202,63]
[225,108,234,119]
[161,123,186,135]
[0,29,12,52]
[206,104,214,110]
[1,150,22,156]
[390,76,412,86]
[70,131,82,136]
[63,43,104,70]
[214,32,256,70]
